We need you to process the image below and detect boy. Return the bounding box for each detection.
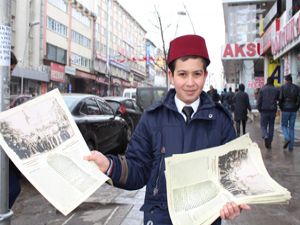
[85,34,250,224]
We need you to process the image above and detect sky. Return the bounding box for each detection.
[118,0,226,90]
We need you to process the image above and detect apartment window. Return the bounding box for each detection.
[71,30,91,48]
[72,9,91,27]
[47,17,68,37]
[48,0,67,12]
[47,43,66,64]
[71,53,91,68]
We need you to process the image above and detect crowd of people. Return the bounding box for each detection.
[211,74,300,152]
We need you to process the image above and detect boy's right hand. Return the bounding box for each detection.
[84,150,110,173]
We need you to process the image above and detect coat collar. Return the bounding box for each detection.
[147,89,217,120]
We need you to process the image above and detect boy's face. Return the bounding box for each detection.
[168,58,208,104]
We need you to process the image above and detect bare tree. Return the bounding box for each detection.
[154,5,169,88]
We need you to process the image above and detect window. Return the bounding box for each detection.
[46,43,67,64]
[97,100,114,115]
[71,53,91,68]
[48,0,67,12]
[72,8,91,27]
[71,30,91,48]
[81,98,101,115]
[47,17,68,37]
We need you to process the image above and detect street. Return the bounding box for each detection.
[10,114,300,225]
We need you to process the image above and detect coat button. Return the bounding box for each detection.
[208,114,213,118]
[161,147,165,153]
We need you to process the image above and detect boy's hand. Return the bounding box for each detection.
[84,150,110,173]
[220,202,251,220]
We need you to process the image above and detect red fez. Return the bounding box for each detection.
[167,34,210,67]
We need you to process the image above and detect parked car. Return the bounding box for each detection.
[103,96,142,139]
[122,88,136,99]
[62,93,129,154]
[9,94,33,108]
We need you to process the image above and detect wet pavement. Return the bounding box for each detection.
[10,113,300,225]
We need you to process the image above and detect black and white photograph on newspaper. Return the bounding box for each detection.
[0,89,108,215]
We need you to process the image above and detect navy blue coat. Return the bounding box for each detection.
[109,89,236,225]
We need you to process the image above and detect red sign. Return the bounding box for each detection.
[248,77,264,89]
[271,11,300,57]
[222,42,261,60]
[76,70,96,80]
[50,62,65,83]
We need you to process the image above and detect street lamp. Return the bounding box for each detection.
[20,20,40,94]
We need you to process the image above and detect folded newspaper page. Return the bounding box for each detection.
[165,134,291,225]
[0,89,109,215]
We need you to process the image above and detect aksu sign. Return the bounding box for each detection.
[221,42,261,60]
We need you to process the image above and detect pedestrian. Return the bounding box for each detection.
[257,77,279,149]
[233,83,251,136]
[227,87,235,112]
[279,74,300,152]
[9,51,22,208]
[207,85,220,103]
[85,34,250,225]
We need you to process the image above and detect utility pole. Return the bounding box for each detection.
[106,0,111,96]
[0,0,13,224]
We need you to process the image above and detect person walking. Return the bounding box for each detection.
[85,34,250,225]
[207,85,220,103]
[279,74,300,152]
[257,77,279,149]
[233,83,251,136]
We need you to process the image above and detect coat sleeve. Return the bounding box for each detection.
[108,113,153,190]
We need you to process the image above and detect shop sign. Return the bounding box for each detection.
[65,66,76,76]
[111,77,121,85]
[50,62,65,83]
[76,70,96,80]
[248,77,264,89]
[268,57,281,87]
[121,80,131,88]
[272,10,300,58]
[261,19,279,54]
[96,76,107,84]
[222,42,261,60]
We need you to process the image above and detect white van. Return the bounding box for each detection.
[122,88,136,99]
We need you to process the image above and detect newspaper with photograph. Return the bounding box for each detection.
[165,134,291,225]
[0,89,109,215]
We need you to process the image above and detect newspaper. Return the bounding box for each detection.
[165,134,291,225]
[0,89,109,215]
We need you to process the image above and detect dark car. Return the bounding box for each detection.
[103,96,142,139]
[62,93,129,154]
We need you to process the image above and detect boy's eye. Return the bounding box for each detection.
[178,72,186,76]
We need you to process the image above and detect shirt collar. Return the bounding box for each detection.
[175,95,200,119]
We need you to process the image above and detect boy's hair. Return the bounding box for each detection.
[11,51,18,66]
[168,55,208,74]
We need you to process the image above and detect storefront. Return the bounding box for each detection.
[49,62,68,93]
[69,69,97,94]
[11,65,49,95]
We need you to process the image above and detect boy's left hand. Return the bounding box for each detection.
[220,202,251,220]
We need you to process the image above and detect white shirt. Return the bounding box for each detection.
[174,95,200,122]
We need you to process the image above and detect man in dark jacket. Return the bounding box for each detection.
[279,75,300,151]
[85,34,250,225]
[207,85,220,103]
[257,77,279,149]
[233,84,251,136]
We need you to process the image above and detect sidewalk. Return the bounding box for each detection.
[11,118,300,225]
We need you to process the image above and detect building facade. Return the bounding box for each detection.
[222,0,275,107]
[10,0,152,97]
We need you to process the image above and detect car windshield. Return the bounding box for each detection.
[63,96,79,110]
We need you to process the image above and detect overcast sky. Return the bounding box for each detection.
[118,0,226,87]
